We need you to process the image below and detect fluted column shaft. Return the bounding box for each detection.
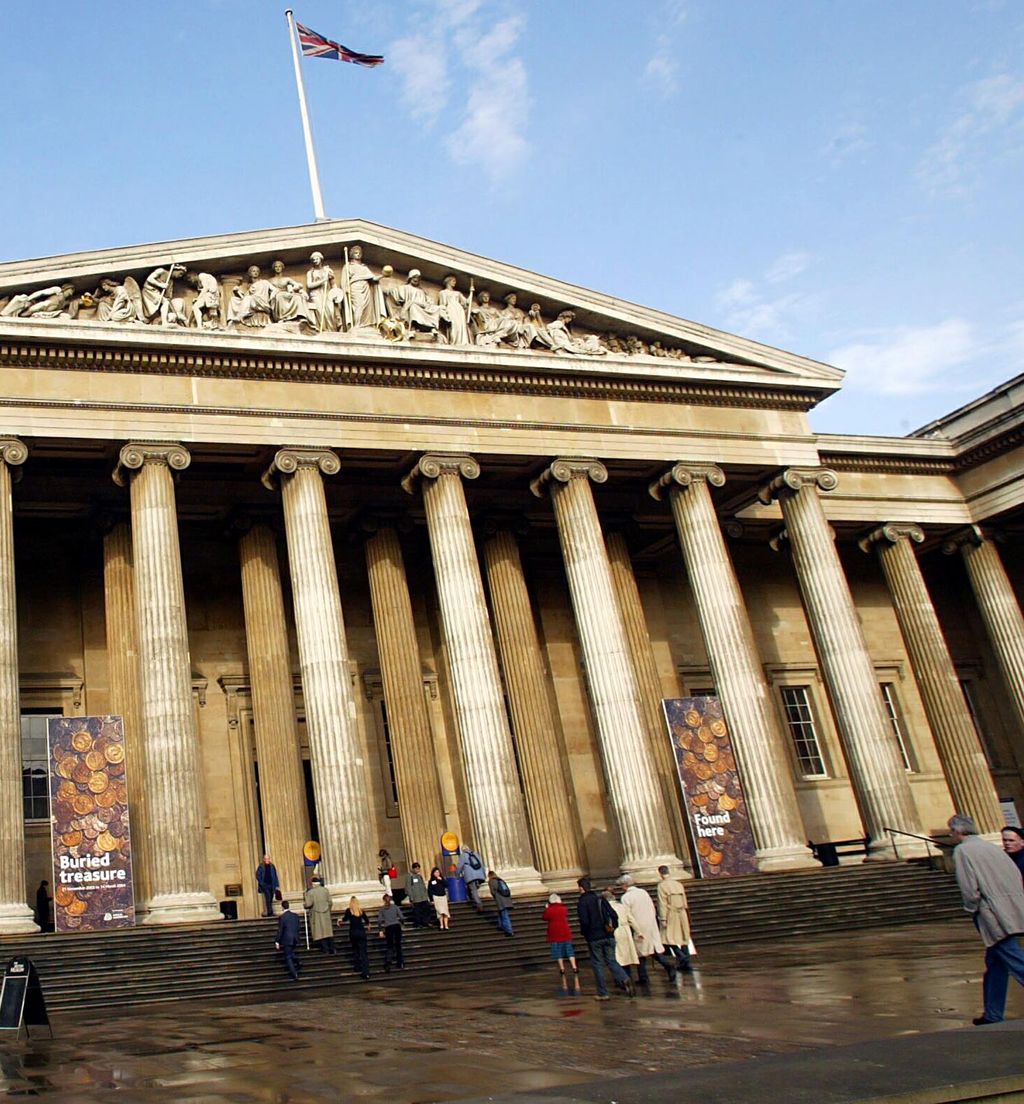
[532,459,679,877]
[239,523,309,897]
[482,529,585,880]
[365,525,447,870]
[605,531,694,871]
[114,443,220,923]
[761,469,921,854]
[403,454,541,889]
[266,448,377,900]
[103,521,151,910]
[652,465,813,870]
[0,439,36,932]
[863,525,1002,833]
[949,528,1024,740]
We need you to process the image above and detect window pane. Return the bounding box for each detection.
[780,686,827,778]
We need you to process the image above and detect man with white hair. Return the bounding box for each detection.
[948,813,1024,1024]
[619,874,679,985]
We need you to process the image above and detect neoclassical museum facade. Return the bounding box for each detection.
[0,220,1021,930]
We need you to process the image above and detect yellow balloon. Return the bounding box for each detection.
[303,840,321,862]
[440,831,459,853]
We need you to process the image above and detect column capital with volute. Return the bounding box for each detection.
[648,461,725,500]
[757,467,838,505]
[0,438,27,471]
[113,442,190,487]
[401,452,480,494]
[261,446,340,490]
[530,458,607,498]
[858,522,925,553]
[942,524,1002,555]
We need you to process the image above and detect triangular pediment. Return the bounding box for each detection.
[0,219,843,397]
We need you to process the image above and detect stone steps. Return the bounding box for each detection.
[0,862,965,1014]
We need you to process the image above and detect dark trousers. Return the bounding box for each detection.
[411,900,432,927]
[982,935,1024,1022]
[383,923,404,970]
[260,888,274,917]
[587,937,628,996]
[317,936,336,954]
[636,951,678,984]
[350,933,369,977]
[280,941,300,980]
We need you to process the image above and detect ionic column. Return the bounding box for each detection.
[531,459,680,878]
[481,527,586,882]
[0,439,36,932]
[263,448,378,901]
[102,520,151,911]
[402,454,542,890]
[651,464,814,870]
[364,523,447,870]
[759,469,921,855]
[945,526,1024,741]
[113,443,220,923]
[238,521,309,899]
[861,524,1002,834]
[605,530,694,872]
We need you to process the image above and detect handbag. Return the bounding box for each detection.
[274,889,282,901]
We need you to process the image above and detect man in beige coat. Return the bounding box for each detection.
[657,865,694,970]
[949,814,1024,1024]
[304,876,335,955]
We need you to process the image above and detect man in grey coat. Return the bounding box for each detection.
[949,814,1024,1024]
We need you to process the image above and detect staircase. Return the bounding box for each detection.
[0,862,964,1015]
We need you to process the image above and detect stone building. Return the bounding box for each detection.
[0,220,1020,931]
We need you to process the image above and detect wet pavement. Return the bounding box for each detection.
[0,920,1020,1102]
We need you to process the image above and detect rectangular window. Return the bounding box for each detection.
[780,686,828,778]
[22,713,56,822]
[880,683,914,772]
[688,687,717,698]
[378,699,400,807]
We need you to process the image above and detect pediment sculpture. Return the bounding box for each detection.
[0,245,722,365]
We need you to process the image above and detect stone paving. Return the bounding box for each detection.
[0,920,1019,1102]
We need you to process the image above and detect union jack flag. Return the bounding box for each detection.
[296,22,384,67]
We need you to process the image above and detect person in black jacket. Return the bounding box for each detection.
[377,894,405,972]
[274,901,301,981]
[577,877,634,1001]
[342,896,371,979]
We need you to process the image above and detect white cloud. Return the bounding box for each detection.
[390,35,450,124]
[714,252,815,342]
[764,251,811,284]
[643,36,679,99]
[918,73,1024,197]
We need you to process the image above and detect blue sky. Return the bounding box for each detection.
[1,1,1021,436]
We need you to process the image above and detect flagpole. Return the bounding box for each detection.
[285,8,328,222]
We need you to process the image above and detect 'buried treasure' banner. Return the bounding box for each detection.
[48,716,135,932]
[662,697,758,878]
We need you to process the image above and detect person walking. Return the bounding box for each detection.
[406,863,432,928]
[1001,826,1024,882]
[948,814,1024,1024]
[487,870,514,936]
[256,854,280,918]
[657,865,694,970]
[456,845,487,911]
[303,876,335,954]
[34,880,52,932]
[342,896,371,980]
[274,901,301,981]
[378,893,405,972]
[428,866,451,930]
[619,875,678,984]
[544,893,581,994]
[605,889,640,983]
[377,849,395,899]
[577,877,634,1001]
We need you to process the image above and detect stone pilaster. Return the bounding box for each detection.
[102,520,151,911]
[481,527,586,883]
[605,530,694,872]
[238,522,309,899]
[760,468,922,856]
[945,526,1024,743]
[651,464,814,870]
[113,443,220,923]
[0,439,36,932]
[364,524,447,870]
[263,448,378,901]
[531,459,680,878]
[861,524,1002,834]
[403,454,543,890]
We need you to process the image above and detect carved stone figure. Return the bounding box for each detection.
[546,310,607,356]
[387,269,440,339]
[497,292,527,347]
[523,302,553,349]
[438,275,471,346]
[227,266,274,329]
[185,271,222,329]
[340,245,385,331]
[470,290,503,345]
[0,284,76,319]
[270,261,315,328]
[306,252,346,333]
[142,264,187,326]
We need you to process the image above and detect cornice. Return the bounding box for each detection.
[0,334,821,412]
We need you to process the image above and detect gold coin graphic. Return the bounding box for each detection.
[87,772,109,794]
[97,831,118,853]
[71,730,93,753]
[104,743,125,765]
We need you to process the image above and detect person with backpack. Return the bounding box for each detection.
[455,845,487,912]
[576,876,635,1001]
[487,870,514,935]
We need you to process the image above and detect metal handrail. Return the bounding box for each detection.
[883,826,949,862]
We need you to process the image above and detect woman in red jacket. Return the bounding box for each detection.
[543,893,581,994]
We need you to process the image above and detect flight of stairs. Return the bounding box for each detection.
[0,862,964,1014]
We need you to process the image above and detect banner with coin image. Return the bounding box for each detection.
[48,716,134,932]
[662,697,758,878]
